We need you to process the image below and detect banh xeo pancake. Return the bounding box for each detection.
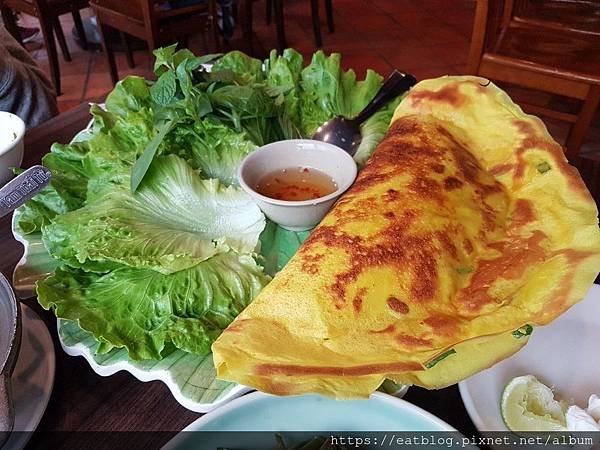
[211,76,600,398]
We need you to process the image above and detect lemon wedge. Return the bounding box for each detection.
[501,375,568,432]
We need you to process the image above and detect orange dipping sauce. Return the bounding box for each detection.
[255,167,338,201]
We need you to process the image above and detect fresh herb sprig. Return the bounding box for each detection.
[131,45,219,192]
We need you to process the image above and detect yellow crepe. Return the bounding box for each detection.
[212,76,600,398]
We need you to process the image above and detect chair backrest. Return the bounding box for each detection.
[92,0,217,51]
[90,0,159,46]
[467,0,507,74]
[468,0,600,74]
[512,0,600,36]
[91,0,145,21]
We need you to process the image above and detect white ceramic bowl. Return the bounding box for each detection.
[0,112,25,185]
[238,139,357,231]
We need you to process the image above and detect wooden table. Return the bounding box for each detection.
[0,104,482,448]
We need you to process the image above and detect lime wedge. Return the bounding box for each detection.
[501,375,568,432]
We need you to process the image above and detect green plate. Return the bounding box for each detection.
[12,203,310,412]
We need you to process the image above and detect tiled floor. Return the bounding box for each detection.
[14,0,600,152]
[246,0,475,79]
[19,10,156,111]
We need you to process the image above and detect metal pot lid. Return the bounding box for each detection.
[0,273,19,376]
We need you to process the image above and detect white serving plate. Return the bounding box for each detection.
[459,283,600,431]
[10,106,249,414]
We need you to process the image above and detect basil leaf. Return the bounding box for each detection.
[195,92,213,118]
[153,44,178,74]
[171,48,196,68]
[150,70,177,106]
[130,119,176,192]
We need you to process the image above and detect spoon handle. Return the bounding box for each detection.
[353,70,417,125]
[0,165,51,219]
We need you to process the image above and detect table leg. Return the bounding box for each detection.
[311,0,323,47]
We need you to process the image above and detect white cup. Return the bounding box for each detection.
[238,139,357,231]
[0,112,25,185]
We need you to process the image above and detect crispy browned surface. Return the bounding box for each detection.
[212,77,600,398]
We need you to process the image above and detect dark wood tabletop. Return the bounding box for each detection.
[0,104,482,449]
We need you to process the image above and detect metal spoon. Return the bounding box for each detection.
[0,165,52,219]
[312,70,417,155]
[0,273,20,447]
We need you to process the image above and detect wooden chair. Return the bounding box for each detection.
[467,0,600,160]
[509,0,600,37]
[240,0,334,55]
[90,0,220,85]
[0,0,89,95]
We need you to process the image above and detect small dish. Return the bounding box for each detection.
[238,139,357,231]
[459,283,600,432]
[0,112,25,185]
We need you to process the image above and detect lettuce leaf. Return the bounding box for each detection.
[42,155,265,274]
[14,183,72,234]
[165,119,257,185]
[17,77,155,233]
[21,47,405,363]
[211,50,264,83]
[37,252,270,360]
[265,49,304,139]
[354,99,401,166]
[297,50,395,161]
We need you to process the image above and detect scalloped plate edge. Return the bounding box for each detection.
[10,107,249,414]
[57,318,251,413]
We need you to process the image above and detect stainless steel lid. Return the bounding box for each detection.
[0,164,46,441]
[0,274,19,376]
[0,272,20,440]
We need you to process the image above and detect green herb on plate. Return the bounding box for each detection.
[512,324,533,339]
[18,46,405,361]
[424,348,456,369]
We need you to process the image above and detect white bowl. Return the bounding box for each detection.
[238,139,357,231]
[0,112,25,185]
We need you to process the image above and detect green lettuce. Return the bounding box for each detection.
[264,49,304,139]
[14,183,72,234]
[209,83,281,146]
[38,252,270,360]
[42,155,265,274]
[104,76,153,119]
[262,51,403,165]
[211,50,264,83]
[297,51,393,160]
[165,119,257,185]
[353,100,400,166]
[20,46,407,362]
[266,48,303,90]
[17,78,156,233]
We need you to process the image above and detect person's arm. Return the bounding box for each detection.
[0,26,59,128]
